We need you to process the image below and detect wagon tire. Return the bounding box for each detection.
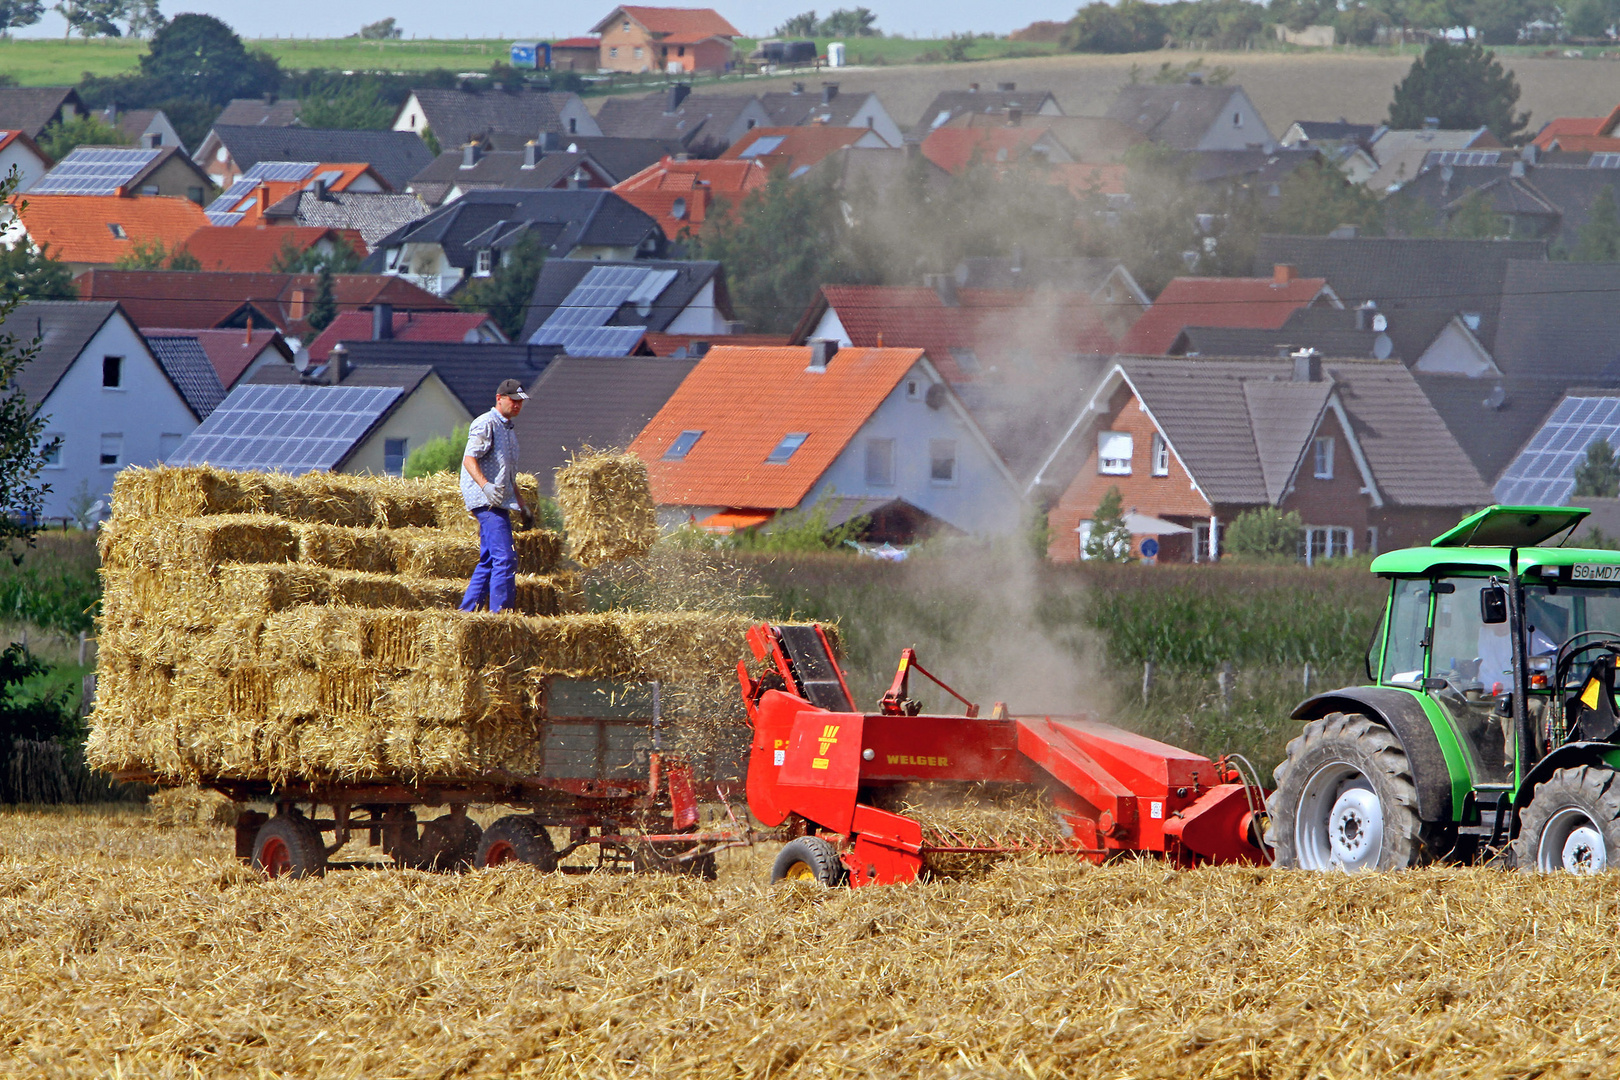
[252,814,326,879]
[1267,711,1435,871]
[770,836,846,887]
[417,813,483,872]
[1515,765,1620,873]
[476,816,559,871]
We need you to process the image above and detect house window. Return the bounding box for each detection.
[1233,112,1242,127]
[100,433,123,468]
[865,438,894,485]
[1151,433,1169,476]
[905,379,921,400]
[622,19,630,30]
[634,46,643,58]
[102,356,123,388]
[766,432,808,463]
[475,249,493,276]
[929,439,956,484]
[569,117,578,134]
[1302,526,1353,565]
[384,438,408,476]
[1098,431,1132,475]
[1314,436,1334,480]
[158,433,182,461]
[664,430,703,459]
[187,186,204,204]
[42,435,62,468]
[609,46,619,58]
[107,223,126,239]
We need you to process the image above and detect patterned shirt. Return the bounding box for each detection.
[460,407,521,511]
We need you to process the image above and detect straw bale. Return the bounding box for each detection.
[147,785,238,828]
[100,514,298,571]
[555,450,658,568]
[111,465,273,519]
[297,523,397,574]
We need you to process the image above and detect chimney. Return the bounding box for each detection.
[372,303,393,340]
[245,312,254,343]
[289,289,307,320]
[310,177,328,200]
[925,273,958,307]
[690,340,710,357]
[1355,300,1376,331]
[1007,107,1023,127]
[1291,347,1322,383]
[1510,159,1526,178]
[256,184,270,215]
[461,142,481,169]
[997,81,1016,91]
[968,83,980,92]
[523,140,538,169]
[1272,263,1297,286]
[326,343,348,385]
[821,82,838,104]
[666,84,691,113]
[806,339,837,371]
[140,131,160,149]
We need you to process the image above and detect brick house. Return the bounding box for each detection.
[590,6,740,74]
[1033,354,1493,563]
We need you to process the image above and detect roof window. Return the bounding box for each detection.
[664,430,703,460]
[766,432,808,463]
[739,136,784,158]
[107,223,126,239]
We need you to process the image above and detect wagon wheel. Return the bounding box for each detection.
[252,814,327,879]
[477,816,559,871]
[414,813,484,872]
[769,836,846,887]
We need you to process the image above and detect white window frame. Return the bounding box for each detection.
[1301,526,1354,566]
[100,433,123,469]
[865,437,895,486]
[766,432,808,464]
[664,430,703,460]
[1098,431,1133,476]
[384,437,408,477]
[1314,436,1335,480]
[474,249,493,277]
[1151,433,1169,477]
[42,433,63,468]
[929,438,957,485]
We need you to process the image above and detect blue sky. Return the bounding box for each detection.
[12,2,1069,40]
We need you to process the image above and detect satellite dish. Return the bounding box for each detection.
[1482,384,1507,410]
[1373,333,1393,360]
[925,383,947,410]
[1371,313,1387,332]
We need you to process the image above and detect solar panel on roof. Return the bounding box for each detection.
[31,147,162,195]
[1492,394,1620,507]
[528,265,665,351]
[242,161,319,182]
[166,384,404,473]
[206,178,257,214]
[538,326,646,356]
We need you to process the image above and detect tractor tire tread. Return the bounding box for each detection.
[1514,764,1620,872]
[476,815,558,871]
[771,836,846,887]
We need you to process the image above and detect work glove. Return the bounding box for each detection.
[519,506,535,529]
[481,482,505,506]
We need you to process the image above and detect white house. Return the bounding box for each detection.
[0,129,51,194]
[9,302,221,521]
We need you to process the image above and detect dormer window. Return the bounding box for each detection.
[1098,431,1132,475]
[766,433,808,463]
[475,249,493,276]
[664,430,703,459]
[671,197,687,220]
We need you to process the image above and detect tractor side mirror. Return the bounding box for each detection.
[1481,585,1508,625]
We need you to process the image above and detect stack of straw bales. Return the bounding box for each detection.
[88,462,751,785]
[554,450,658,568]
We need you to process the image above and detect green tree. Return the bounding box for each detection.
[1224,507,1304,560]
[1463,0,1541,43]
[1574,438,1620,498]
[1564,0,1618,36]
[36,111,127,159]
[1064,0,1169,51]
[420,126,442,157]
[403,423,468,477]
[1083,486,1133,562]
[455,230,546,340]
[270,235,362,274]
[1336,2,1394,43]
[1573,185,1620,261]
[1445,188,1506,239]
[1162,0,1265,46]
[1269,0,1338,31]
[1269,158,1384,236]
[775,10,817,35]
[820,6,879,35]
[358,16,401,38]
[298,79,396,130]
[307,264,337,333]
[113,237,198,270]
[54,0,125,37]
[1387,41,1529,144]
[0,0,44,37]
[123,0,161,36]
[139,13,280,105]
[0,236,75,304]
[0,171,62,545]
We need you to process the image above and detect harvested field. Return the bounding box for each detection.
[6,805,1620,1078]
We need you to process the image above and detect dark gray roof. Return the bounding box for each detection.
[955,356,1108,483]
[519,258,726,343]
[213,98,301,127]
[954,256,1129,293]
[595,92,761,153]
[1173,306,1457,364]
[1288,120,1380,144]
[143,335,228,420]
[405,149,611,207]
[1105,84,1251,151]
[913,88,1059,137]
[168,382,405,473]
[368,189,662,272]
[1113,357,1492,508]
[403,89,585,148]
[249,361,433,396]
[550,135,684,182]
[3,300,120,410]
[316,341,559,414]
[514,355,696,492]
[1190,147,1318,185]
[262,190,430,248]
[0,87,85,139]
[1252,235,1549,352]
[760,87,870,128]
[1387,161,1620,250]
[207,126,433,189]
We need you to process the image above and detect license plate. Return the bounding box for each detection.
[1572,564,1620,582]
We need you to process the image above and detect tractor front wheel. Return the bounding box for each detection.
[770,837,846,886]
[1515,765,1620,873]
[1267,712,1432,871]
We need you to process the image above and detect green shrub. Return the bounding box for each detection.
[403,424,468,478]
[1224,507,1303,561]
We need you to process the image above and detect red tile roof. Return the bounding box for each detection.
[143,326,291,388]
[12,194,209,266]
[720,126,882,173]
[180,226,365,273]
[598,6,741,37]
[642,331,789,355]
[216,163,389,225]
[630,345,925,509]
[1543,134,1620,153]
[809,284,1118,382]
[1532,117,1605,150]
[920,127,1055,174]
[305,310,503,361]
[1121,273,1334,355]
[611,156,769,234]
[553,36,601,47]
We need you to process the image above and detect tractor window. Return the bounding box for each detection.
[1381,579,1432,686]
[1432,579,1511,693]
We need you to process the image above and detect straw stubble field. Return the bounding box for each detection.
[5,805,1620,1078]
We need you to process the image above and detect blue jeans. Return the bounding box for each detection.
[460,508,515,613]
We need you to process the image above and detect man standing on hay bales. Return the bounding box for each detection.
[459,379,534,613]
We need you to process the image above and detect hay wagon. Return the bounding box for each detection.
[91,463,759,878]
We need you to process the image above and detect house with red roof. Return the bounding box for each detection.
[921,125,1075,175]
[1531,103,1620,151]
[611,155,769,237]
[629,343,1023,541]
[722,126,892,176]
[591,6,740,74]
[143,326,294,389]
[0,129,51,193]
[304,308,505,362]
[2,193,210,273]
[206,163,391,227]
[551,37,603,71]
[179,226,365,273]
[1119,265,1340,355]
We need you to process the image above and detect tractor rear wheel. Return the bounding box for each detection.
[252,814,327,878]
[1515,765,1620,873]
[1267,712,1432,871]
[476,816,558,871]
[770,837,846,886]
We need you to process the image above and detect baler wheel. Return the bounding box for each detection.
[1516,765,1620,873]
[476,816,559,871]
[1267,712,1432,871]
[414,813,483,872]
[770,837,846,887]
[252,814,327,879]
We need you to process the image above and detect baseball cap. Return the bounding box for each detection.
[496,378,529,400]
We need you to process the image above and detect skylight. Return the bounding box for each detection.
[738,136,785,158]
[664,430,703,460]
[766,432,808,463]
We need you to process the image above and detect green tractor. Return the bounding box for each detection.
[1268,505,1620,873]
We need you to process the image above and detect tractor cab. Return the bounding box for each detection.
[1270,506,1620,873]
